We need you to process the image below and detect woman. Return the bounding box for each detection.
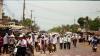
[16,33,27,56]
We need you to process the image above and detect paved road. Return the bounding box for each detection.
[1,42,100,56]
[34,43,100,56]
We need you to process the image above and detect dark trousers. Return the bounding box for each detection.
[53,44,56,52]
[0,46,2,54]
[28,45,33,53]
[3,44,8,54]
[16,47,26,56]
[73,40,77,47]
[67,42,71,49]
[60,43,63,49]
[88,41,91,45]
[64,43,67,49]
[48,43,52,53]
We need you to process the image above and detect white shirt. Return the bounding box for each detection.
[59,37,63,43]
[52,37,57,44]
[17,39,27,47]
[67,37,71,42]
[27,38,33,45]
[88,37,92,41]
[34,35,38,42]
[3,35,8,44]
[63,36,68,43]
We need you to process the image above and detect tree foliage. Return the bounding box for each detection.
[48,24,79,33]
[78,16,100,31]
[20,18,39,31]
[21,18,33,27]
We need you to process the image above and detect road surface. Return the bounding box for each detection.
[1,42,100,56]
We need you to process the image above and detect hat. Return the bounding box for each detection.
[10,34,15,37]
[19,34,24,37]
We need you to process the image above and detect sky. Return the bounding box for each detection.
[3,0,100,30]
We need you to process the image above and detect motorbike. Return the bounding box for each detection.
[92,45,97,52]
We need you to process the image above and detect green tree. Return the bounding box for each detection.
[77,17,85,28]
[90,16,100,31]
[70,24,79,32]
[21,18,33,27]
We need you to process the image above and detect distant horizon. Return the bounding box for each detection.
[3,1,100,30]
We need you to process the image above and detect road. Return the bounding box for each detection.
[34,43,100,56]
[1,42,100,56]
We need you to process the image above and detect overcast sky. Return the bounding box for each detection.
[3,1,100,30]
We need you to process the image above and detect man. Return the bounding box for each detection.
[16,33,27,56]
[52,34,57,52]
[59,35,63,49]
[3,33,9,54]
[63,35,67,49]
[72,35,77,47]
[48,35,53,53]
[0,35,3,55]
[27,33,34,56]
[67,35,71,49]
[8,33,16,53]
[88,35,92,45]
[34,33,39,51]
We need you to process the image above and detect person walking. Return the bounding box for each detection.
[48,35,53,53]
[72,35,77,47]
[8,33,16,53]
[16,33,27,56]
[0,35,3,55]
[27,33,34,56]
[40,35,46,54]
[88,35,92,45]
[59,36,63,49]
[3,33,9,54]
[63,35,67,49]
[67,35,71,49]
[52,35,57,52]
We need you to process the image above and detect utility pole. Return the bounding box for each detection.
[33,17,36,25]
[31,10,32,19]
[73,18,76,32]
[23,0,25,21]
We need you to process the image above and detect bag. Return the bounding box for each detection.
[14,47,18,53]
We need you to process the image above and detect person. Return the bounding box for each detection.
[26,33,34,55]
[59,36,63,49]
[48,35,53,53]
[0,35,3,55]
[52,34,57,52]
[34,33,39,51]
[91,36,98,47]
[63,35,67,49]
[8,33,16,53]
[91,35,98,52]
[3,33,9,54]
[72,35,77,47]
[88,35,92,45]
[67,35,71,49]
[16,33,27,56]
[40,34,47,54]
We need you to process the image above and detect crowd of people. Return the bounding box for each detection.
[0,31,100,56]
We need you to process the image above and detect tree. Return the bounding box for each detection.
[21,18,33,27]
[89,16,100,31]
[70,24,79,32]
[77,17,85,28]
